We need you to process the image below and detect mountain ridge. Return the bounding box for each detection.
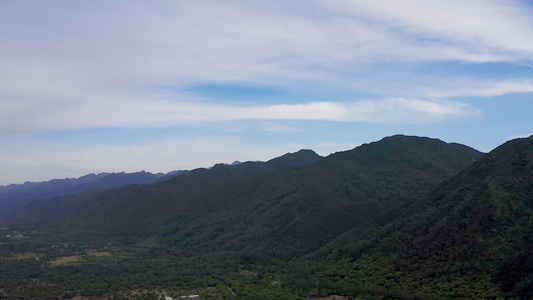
[0,170,188,219]
[160,135,484,260]
[5,135,531,299]
[313,136,533,299]
[5,149,323,229]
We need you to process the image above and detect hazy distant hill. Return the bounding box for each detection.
[314,136,533,299]
[6,149,323,228]
[0,170,186,219]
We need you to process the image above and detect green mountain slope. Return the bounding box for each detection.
[7,135,482,246]
[0,135,497,299]
[6,149,323,233]
[316,136,533,299]
[150,135,484,260]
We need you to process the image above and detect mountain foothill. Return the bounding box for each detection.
[0,134,531,300]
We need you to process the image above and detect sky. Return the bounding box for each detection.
[1,0,533,185]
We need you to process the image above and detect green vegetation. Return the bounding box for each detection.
[1,135,531,299]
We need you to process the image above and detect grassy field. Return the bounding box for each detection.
[49,251,113,266]
[12,252,43,260]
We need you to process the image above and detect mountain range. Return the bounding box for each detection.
[0,134,531,300]
[0,169,191,219]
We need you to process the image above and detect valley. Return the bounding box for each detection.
[0,135,531,299]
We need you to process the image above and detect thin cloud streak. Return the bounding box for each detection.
[251,99,478,123]
[425,79,533,98]
[0,98,479,133]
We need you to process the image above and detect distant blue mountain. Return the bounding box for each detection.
[0,170,186,219]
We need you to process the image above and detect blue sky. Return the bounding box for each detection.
[1,0,533,185]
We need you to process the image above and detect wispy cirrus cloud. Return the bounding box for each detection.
[1,0,532,184]
[329,0,533,61]
[425,79,533,98]
[247,98,478,123]
[2,0,533,101]
[1,1,531,130]
[0,96,478,134]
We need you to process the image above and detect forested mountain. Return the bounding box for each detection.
[3,135,531,299]
[5,136,481,241]
[311,135,533,299]
[0,170,187,219]
[5,149,323,229]
[147,135,484,260]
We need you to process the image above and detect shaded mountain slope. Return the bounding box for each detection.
[317,136,533,299]
[0,171,179,219]
[6,136,482,251]
[6,149,323,234]
[151,135,484,259]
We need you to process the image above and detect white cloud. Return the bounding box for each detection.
[2,0,533,97]
[425,79,533,98]
[250,98,479,123]
[0,0,531,137]
[0,0,531,184]
[329,0,533,61]
[0,95,479,134]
